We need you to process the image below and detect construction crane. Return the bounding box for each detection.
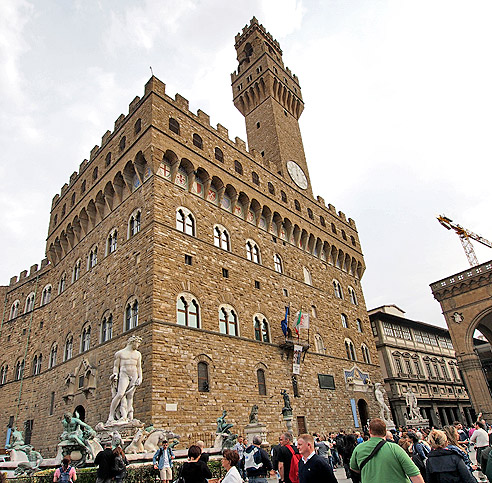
[437,214,492,267]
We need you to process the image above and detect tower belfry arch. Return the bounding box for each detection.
[431,261,492,420]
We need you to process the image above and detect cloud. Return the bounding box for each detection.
[106,0,196,51]
[0,0,34,103]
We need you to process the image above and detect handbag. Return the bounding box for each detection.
[172,464,185,483]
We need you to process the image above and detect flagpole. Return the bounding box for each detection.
[298,306,302,343]
[287,302,291,340]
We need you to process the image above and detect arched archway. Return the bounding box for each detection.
[432,262,492,420]
[357,398,369,428]
[74,405,86,421]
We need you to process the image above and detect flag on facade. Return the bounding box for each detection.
[294,310,309,334]
[281,306,289,336]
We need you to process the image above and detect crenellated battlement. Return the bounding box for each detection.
[8,258,50,288]
[234,17,282,53]
[49,75,357,234]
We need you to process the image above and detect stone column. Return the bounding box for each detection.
[458,352,492,420]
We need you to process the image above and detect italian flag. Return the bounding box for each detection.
[294,311,309,334]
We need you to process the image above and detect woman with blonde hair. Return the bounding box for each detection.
[442,425,476,476]
[425,429,476,483]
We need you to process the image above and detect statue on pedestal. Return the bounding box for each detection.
[249,405,259,424]
[406,388,421,420]
[213,411,237,450]
[58,413,97,466]
[7,427,28,451]
[107,336,143,424]
[281,389,292,417]
[374,383,393,424]
[13,446,43,476]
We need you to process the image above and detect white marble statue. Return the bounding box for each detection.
[406,387,421,420]
[374,383,393,423]
[107,336,143,424]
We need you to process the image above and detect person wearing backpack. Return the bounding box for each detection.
[297,434,338,483]
[240,435,274,482]
[53,456,76,483]
[153,439,175,483]
[277,431,299,483]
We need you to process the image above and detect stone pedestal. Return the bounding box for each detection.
[95,419,144,448]
[282,409,293,433]
[405,417,429,429]
[244,423,269,447]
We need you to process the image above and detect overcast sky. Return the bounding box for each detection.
[2,0,492,327]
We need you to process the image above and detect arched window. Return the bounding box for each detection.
[32,354,42,375]
[348,286,358,305]
[177,295,200,328]
[281,191,287,203]
[15,360,25,381]
[214,147,224,162]
[119,136,126,152]
[219,306,238,336]
[394,355,404,374]
[333,280,343,299]
[105,152,112,167]
[246,241,260,264]
[125,300,139,331]
[361,344,371,364]
[356,319,363,332]
[314,334,326,354]
[351,235,356,246]
[176,208,195,236]
[274,254,283,273]
[64,336,73,361]
[320,215,326,227]
[169,118,180,134]
[254,315,270,342]
[214,226,230,251]
[198,362,209,392]
[107,229,117,255]
[252,171,260,185]
[268,182,275,195]
[88,246,98,269]
[307,208,314,219]
[58,273,66,295]
[128,210,141,238]
[193,133,203,149]
[49,344,57,368]
[25,293,35,313]
[257,369,267,395]
[294,200,301,211]
[341,313,349,329]
[0,365,7,385]
[134,118,142,134]
[101,314,113,342]
[331,223,337,234]
[61,204,66,217]
[341,230,347,241]
[9,301,20,320]
[234,160,243,175]
[73,259,81,282]
[345,339,356,361]
[303,267,312,285]
[81,325,91,352]
[92,167,98,181]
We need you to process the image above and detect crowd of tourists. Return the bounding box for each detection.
[39,415,492,483]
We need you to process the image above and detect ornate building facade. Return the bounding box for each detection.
[369,305,474,428]
[0,18,383,454]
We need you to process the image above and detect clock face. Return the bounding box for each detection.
[286,160,308,189]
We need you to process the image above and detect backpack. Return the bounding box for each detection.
[244,446,263,472]
[58,466,72,483]
[286,444,302,483]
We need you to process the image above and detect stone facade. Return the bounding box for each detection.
[369,305,474,428]
[431,260,492,420]
[0,18,384,455]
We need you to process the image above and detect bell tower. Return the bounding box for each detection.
[231,18,312,195]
